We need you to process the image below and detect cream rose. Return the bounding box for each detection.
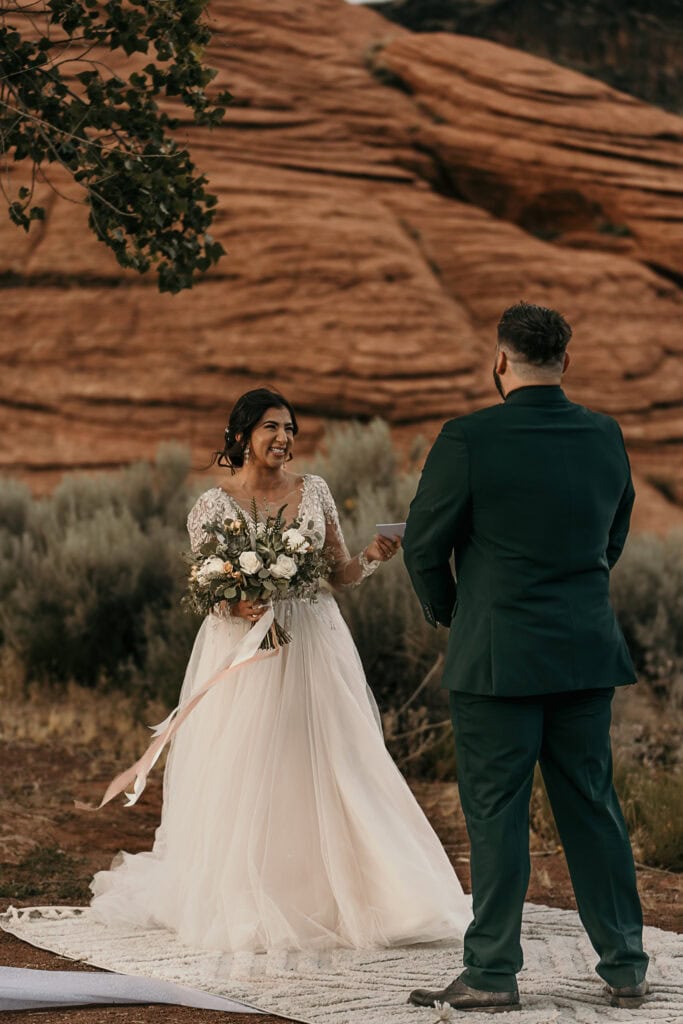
[197,556,226,581]
[282,528,308,553]
[238,551,263,575]
[269,554,298,580]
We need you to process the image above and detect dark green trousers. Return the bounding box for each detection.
[449,687,648,993]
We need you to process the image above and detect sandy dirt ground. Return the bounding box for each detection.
[0,741,680,1024]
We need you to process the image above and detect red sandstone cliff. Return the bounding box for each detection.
[375,0,683,116]
[0,0,681,529]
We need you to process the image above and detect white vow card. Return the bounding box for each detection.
[376,522,406,538]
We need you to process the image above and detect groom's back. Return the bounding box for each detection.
[464,391,627,588]
[443,387,636,696]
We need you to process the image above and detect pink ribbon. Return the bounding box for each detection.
[77,607,280,811]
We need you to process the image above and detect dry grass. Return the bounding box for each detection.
[0,649,166,766]
[528,753,683,873]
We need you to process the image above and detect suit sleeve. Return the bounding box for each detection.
[606,422,635,570]
[403,421,471,627]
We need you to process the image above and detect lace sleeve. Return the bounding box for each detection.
[310,476,380,589]
[187,490,219,554]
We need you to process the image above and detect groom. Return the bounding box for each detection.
[402,302,649,1013]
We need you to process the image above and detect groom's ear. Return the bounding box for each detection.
[562,351,571,373]
[496,348,508,375]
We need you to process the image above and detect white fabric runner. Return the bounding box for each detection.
[0,965,261,1013]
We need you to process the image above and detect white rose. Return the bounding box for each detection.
[269,554,298,580]
[197,556,226,581]
[239,551,263,575]
[282,528,307,552]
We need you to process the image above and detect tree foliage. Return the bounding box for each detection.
[0,0,231,292]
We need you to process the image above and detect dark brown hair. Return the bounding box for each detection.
[497,301,572,367]
[211,388,299,472]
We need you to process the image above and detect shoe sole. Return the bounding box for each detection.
[610,996,648,1009]
[408,1003,521,1014]
[463,1007,521,1014]
[471,1008,521,1015]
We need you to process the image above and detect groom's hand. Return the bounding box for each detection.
[364,534,401,563]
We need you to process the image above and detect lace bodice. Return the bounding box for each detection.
[186,474,378,589]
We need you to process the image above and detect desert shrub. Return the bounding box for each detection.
[306,418,405,510]
[0,845,87,903]
[0,478,32,537]
[528,758,683,872]
[131,600,203,708]
[611,532,683,709]
[617,765,683,872]
[307,419,449,710]
[0,445,200,696]
[0,480,34,645]
[383,700,457,781]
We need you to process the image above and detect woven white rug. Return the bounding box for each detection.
[1,903,681,1023]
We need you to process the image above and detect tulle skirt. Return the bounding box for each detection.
[90,592,470,952]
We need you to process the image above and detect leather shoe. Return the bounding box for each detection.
[408,977,520,1013]
[605,979,650,1008]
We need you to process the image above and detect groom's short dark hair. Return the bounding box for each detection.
[497,302,572,368]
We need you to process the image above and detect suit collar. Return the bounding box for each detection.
[504,385,569,406]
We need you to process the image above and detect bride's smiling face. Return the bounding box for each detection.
[244,406,295,469]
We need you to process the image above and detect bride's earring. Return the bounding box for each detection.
[243,442,250,465]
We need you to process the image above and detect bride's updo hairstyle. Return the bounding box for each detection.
[213,388,299,472]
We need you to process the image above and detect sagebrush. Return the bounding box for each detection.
[0,445,200,706]
[611,532,683,710]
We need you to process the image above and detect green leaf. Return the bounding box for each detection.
[3,0,229,292]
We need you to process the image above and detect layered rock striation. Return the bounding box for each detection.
[373,0,683,115]
[0,0,682,526]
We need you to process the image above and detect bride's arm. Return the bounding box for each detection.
[312,477,397,588]
[325,518,379,589]
[186,491,218,554]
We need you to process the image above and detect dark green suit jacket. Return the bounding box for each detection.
[403,385,637,697]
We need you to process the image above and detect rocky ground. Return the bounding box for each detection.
[0,738,680,1024]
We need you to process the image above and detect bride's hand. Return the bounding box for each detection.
[364,534,401,563]
[230,599,269,622]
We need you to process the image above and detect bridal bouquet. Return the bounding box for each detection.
[183,500,331,649]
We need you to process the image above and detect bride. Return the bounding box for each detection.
[90,388,471,952]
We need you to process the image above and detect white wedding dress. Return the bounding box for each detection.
[90,474,471,953]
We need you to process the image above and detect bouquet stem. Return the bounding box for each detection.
[259,618,292,651]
